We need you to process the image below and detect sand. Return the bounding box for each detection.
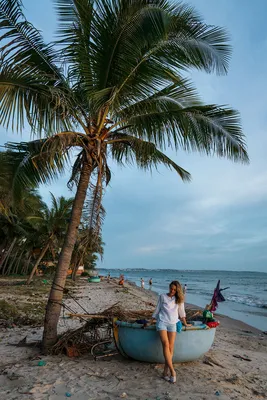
[0,278,267,400]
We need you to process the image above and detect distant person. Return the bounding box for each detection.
[183,284,187,295]
[107,272,110,283]
[141,278,145,289]
[152,280,191,383]
[119,276,124,286]
[149,278,153,288]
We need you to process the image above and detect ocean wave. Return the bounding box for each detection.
[224,294,267,309]
[187,289,267,309]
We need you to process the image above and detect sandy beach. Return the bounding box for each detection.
[0,278,267,400]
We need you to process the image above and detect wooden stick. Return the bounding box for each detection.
[66,313,150,322]
[66,313,109,319]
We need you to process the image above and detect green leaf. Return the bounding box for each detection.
[3,139,70,198]
[109,133,191,181]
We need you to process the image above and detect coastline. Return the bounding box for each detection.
[0,277,266,399]
[127,278,265,335]
[101,269,267,332]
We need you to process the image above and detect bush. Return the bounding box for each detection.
[0,300,19,320]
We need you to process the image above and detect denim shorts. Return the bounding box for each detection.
[156,320,176,332]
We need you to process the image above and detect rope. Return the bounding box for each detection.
[51,282,90,315]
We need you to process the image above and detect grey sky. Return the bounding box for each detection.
[1,0,267,272]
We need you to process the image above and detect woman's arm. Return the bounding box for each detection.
[178,303,191,327]
[152,294,162,320]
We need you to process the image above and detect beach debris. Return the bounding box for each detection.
[120,392,127,398]
[65,393,72,398]
[145,301,155,307]
[203,355,224,368]
[37,360,47,366]
[91,340,118,360]
[225,374,240,384]
[215,390,221,396]
[232,354,252,361]
[66,344,80,357]
[7,372,23,380]
[51,318,111,356]
[242,329,253,334]
[29,355,42,361]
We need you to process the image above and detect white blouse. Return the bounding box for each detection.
[152,293,186,325]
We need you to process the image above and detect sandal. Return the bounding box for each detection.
[162,375,170,382]
[170,374,176,384]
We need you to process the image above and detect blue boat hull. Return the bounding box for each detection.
[88,277,101,283]
[115,321,216,363]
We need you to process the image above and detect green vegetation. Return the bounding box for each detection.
[0,166,104,280]
[0,277,77,325]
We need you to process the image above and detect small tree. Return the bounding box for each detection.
[26,194,73,284]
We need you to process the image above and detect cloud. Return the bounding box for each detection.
[135,243,182,255]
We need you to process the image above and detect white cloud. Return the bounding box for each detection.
[135,243,182,255]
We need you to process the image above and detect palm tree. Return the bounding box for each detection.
[0,150,45,274]
[26,193,74,284]
[0,0,248,351]
[0,152,74,277]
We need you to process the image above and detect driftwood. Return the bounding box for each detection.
[233,354,252,362]
[67,313,110,319]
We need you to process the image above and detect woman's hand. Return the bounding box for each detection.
[181,317,192,327]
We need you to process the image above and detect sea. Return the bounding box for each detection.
[98,269,267,331]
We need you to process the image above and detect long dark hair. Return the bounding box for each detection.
[170,280,184,304]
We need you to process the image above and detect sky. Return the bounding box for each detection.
[1,0,267,272]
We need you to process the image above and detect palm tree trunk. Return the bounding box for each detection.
[26,242,50,284]
[12,250,23,276]
[22,255,32,275]
[0,240,7,262]
[0,237,17,274]
[42,162,91,352]
[5,249,19,276]
[71,252,79,281]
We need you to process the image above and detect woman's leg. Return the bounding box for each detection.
[167,331,177,377]
[159,330,175,377]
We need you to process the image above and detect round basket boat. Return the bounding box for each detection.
[88,276,101,283]
[114,321,216,363]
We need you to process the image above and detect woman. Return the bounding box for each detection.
[152,281,191,383]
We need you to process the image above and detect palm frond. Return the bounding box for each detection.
[117,102,248,163]
[3,138,71,198]
[109,133,191,181]
[54,0,95,97]
[89,0,231,108]
[0,0,63,80]
[0,65,74,133]
[83,177,106,251]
